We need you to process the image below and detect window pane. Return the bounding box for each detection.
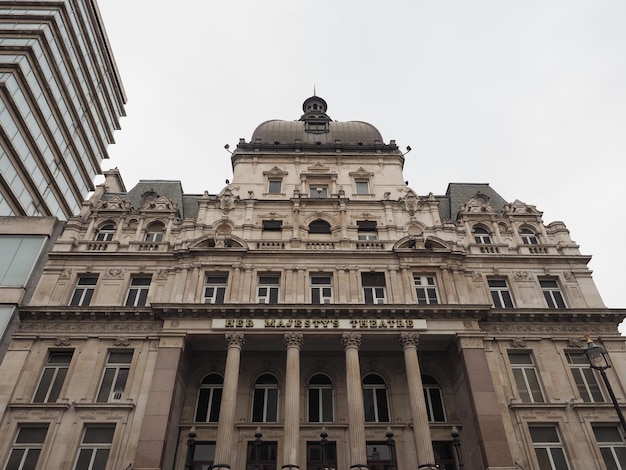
[97,368,115,402]
[266,389,278,421]
[252,389,265,422]
[209,389,222,422]
[47,367,67,402]
[322,388,333,422]
[309,388,319,422]
[196,389,210,421]
[375,388,389,422]
[363,389,375,422]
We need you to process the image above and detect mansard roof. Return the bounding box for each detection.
[440,183,509,221]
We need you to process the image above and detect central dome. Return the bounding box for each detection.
[250,96,384,145]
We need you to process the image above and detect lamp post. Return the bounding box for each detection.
[254,427,263,470]
[185,426,197,470]
[320,426,328,470]
[386,426,396,470]
[584,335,626,434]
[451,426,464,469]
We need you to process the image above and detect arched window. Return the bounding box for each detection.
[362,374,389,422]
[95,223,115,241]
[145,222,165,242]
[252,374,279,422]
[520,227,539,245]
[308,374,334,422]
[195,373,223,422]
[472,226,492,244]
[309,219,331,234]
[422,375,446,422]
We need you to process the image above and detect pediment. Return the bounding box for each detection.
[94,195,130,212]
[263,166,289,177]
[306,162,331,173]
[348,167,374,178]
[459,197,495,214]
[141,195,178,212]
[504,199,542,215]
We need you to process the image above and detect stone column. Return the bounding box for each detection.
[213,333,245,470]
[399,332,437,470]
[283,333,303,470]
[342,332,368,470]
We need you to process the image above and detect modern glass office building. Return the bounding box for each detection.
[0,0,126,219]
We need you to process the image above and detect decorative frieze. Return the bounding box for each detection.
[18,321,161,333]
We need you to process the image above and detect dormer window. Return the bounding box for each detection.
[145,222,164,242]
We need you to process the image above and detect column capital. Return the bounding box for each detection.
[225,332,245,349]
[341,332,362,349]
[284,332,304,349]
[399,331,420,349]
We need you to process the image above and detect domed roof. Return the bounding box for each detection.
[249,96,384,145]
[251,120,383,145]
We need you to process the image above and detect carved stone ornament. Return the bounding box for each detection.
[219,189,238,211]
[471,271,483,282]
[402,192,419,213]
[399,332,419,349]
[103,268,125,279]
[54,336,71,346]
[156,269,169,280]
[113,337,130,347]
[225,332,245,348]
[509,338,527,348]
[568,337,585,348]
[341,332,361,349]
[58,269,72,279]
[284,332,304,349]
[483,323,618,334]
[19,321,161,333]
[564,271,575,281]
[513,271,531,281]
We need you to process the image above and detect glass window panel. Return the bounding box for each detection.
[266,389,278,421]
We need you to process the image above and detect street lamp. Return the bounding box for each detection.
[585,335,626,434]
[185,426,197,470]
[254,427,263,470]
[451,426,464,469]
[320,426,328,470]
[385,426,396,470]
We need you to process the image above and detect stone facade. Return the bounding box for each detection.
[0,96,624,470]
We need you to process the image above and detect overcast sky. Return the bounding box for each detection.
[97,1,626,315]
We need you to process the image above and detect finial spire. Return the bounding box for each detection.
[313,84,316,96]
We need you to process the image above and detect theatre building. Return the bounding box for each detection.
[1,96,624,470]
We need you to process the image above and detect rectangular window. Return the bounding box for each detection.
[70,275,98,306]
[262,220,282,231]
[539,278,566,309]
[204,274,228,304]
[307,441,337,470]
[357,220,378,240]
[0,235,46,286]
[508,351,544,403]
[309,185,328,198]
[268,179,282,194]
[529,426,570,470]
[593,426,626,469]
[355,180,370,194]
[566,352,605,402]
[246,441,277,470]
[5,425,48,470]
[362,272,386,304]
[488,278,514,308]
[311,274,333,304]
[73,425,115,470]
[257,274,280,304]
[96,351,133,402]
[125,276,151,307]
[33,350,73,403]
[366,442,396,470]
[189,442,216,470]
[414,275,439,305]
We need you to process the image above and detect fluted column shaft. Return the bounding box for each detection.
[213,333,245,469]
[342,333,368,469]
[283,333,303,469]
[400,332,437,470]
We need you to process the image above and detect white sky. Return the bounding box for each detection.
[97,1,626,314]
